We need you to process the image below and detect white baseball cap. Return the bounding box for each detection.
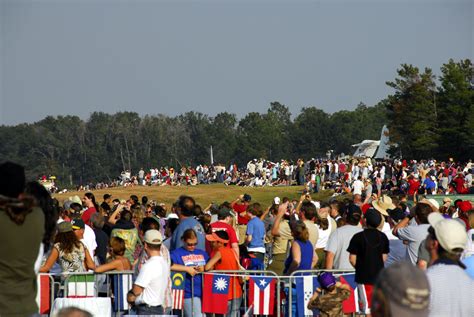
[144,229,163,245]
[428,213,467,253]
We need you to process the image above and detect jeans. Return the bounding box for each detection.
[284,286,297,317]
[229,297,242,316]
[183,297,205,317]
[135,304,164,315]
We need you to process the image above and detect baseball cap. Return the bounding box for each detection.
[388,207,406,224]
[218,207,235,219]
[166,213,179,220]
[71,219,85,230]
[144,229,163,245]
[58,221,73,233]
[428,212,468,253]
[318,272,336,290]
[273,197,281,205]
[243,194,252,202]
[103,193,112,200]
[374,262,430,317]
[458,201,473,213]
[365,208,382,228]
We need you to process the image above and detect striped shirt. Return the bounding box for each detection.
[427,262,474,317]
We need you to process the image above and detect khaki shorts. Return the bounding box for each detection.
[237,224,247,245]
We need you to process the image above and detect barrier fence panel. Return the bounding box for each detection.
[39,269,363,316]
[288,269,357,317]
[40,271,134,316]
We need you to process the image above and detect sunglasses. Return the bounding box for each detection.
[186,242,198,247]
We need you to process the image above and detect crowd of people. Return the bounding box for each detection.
[1,159,474,316]
[73,158,473,199]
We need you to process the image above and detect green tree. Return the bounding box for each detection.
[291,107,331,158]
[437,59,474,160]
[386,64,438,158]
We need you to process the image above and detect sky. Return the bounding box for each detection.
[0,0,472,125]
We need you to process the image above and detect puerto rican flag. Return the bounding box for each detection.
[295,275,320,317]
[171,272,185,310]
[248,276,276,315]
[339,273,358,314]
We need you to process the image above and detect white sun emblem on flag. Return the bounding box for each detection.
[214,277,228,291]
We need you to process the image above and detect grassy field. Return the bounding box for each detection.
[54,184,337,207]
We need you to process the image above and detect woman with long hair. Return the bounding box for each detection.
[40,222,95,273]
[82,192,99,226]
[94,237,132,272]
[25,181,59,253]
[284,221,316,275]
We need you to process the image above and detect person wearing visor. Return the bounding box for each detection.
[205,231,242,316]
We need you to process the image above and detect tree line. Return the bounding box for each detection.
[0,59,472,186]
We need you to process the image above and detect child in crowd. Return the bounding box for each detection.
[307,272,351,317]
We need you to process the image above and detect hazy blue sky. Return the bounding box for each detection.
[1,0,472,125]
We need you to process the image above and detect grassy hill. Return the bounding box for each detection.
[54,184,338,208]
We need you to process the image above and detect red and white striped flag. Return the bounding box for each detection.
[171,272,185,310]
[248,276,276,315]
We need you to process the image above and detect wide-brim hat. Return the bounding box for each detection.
[372,195,396,216]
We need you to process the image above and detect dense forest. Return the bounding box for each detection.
[1,59,472,185]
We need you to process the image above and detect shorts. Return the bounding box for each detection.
[356,283,373,314]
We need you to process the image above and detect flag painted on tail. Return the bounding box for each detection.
[66,274,95,298]
[36,274,51,314]
[295,275,320,317]
[171,272,185,310]
[112,273,133,311]
[202,273,230,314]
[248,276,276,315]
[339,273,359,314]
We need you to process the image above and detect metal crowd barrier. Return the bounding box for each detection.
[39,269,359,316]
[38,271,134,316]
[288,269,356,317]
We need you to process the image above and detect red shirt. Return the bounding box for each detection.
[408,179,421,196]
[339,163,346,173]
[233,203,249,225]
[211,222,239,246]
[81,207,97,226]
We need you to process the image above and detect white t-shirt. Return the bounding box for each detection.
[135,256,170,306]
[352,180,364,195]
[316,217,334,249]
[82,224,97,260]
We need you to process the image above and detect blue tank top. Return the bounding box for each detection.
[284,239,314,273]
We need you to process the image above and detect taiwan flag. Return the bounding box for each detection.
[248,276,276,315]
[339,273,358,314]
[202,273,230,314]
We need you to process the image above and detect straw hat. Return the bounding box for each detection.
[372,195,396,216]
